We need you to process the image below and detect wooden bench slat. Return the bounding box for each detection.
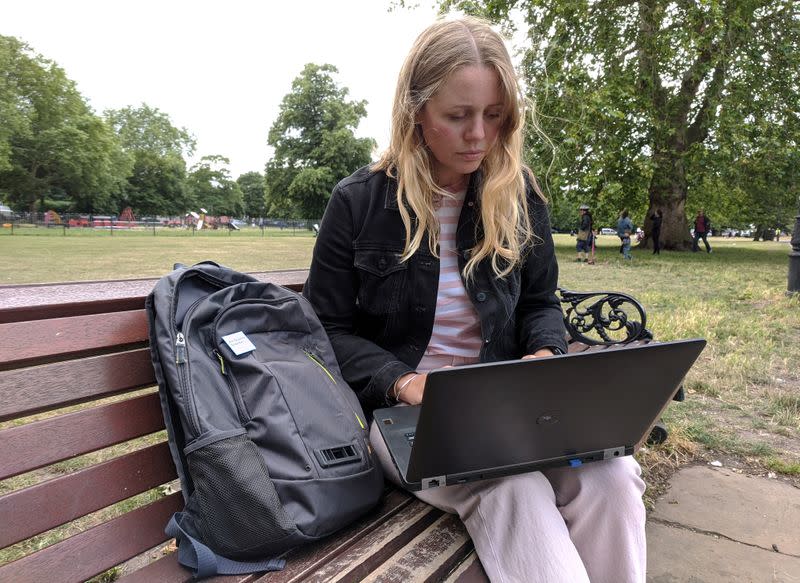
[0,297,147,324]
[0,270,309,324]
[283,500,441,583]
[247,494,427,583]
[0,310,148,369]
[123,489,416,583]
[115,549,255,583]
[443,552,488,583]
[360,513,475,583]
[0,491,182,583]
[0,392,164,480]
[0,348,155,422]
[0,442,176,548]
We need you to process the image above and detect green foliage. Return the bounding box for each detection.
[104,104,195,157]
[237,171,267,219]
[122,151,189,216]
[104,104,196,215]
[439,0,800,247]
[265,63,375,219]
[0,35,131,213]
[186,155,243,216]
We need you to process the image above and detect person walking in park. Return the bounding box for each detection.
[303,16,646,583]
[692,210,712,253]
[651,210,663,255]
[617,209,634,260]
[576,204,594,262]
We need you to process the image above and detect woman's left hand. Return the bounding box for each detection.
[521,348,555,360]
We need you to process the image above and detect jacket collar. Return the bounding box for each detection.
[383,169,483,211]
[384,176,400,210]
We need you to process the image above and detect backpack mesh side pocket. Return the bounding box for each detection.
[186,433,297,558]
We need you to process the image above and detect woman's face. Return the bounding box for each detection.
[418,65,505,188]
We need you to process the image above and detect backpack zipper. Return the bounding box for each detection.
[213,349,250,423]
[302,349,366,431]
[175,332,187,363]
[168,269,234,437]
[174,331,200,435]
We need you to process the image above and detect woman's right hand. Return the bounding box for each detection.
[394,372,427,405]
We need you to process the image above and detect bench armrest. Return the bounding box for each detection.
[558,288,653,346]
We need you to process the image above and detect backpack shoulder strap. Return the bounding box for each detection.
[166,513,285,578]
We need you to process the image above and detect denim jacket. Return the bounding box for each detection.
[303,166,567,414]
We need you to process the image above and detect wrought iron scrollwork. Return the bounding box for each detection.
[558,288,652,346]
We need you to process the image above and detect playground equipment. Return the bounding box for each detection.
[44,210,62,226]
[117,207,136,228]
[187,208,239,230]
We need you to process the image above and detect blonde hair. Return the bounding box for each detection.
[373,16,542,279]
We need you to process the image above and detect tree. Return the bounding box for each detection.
[265,63,375,219]
[237,171,267,219]
[105,104,196,215]
[439,1,800,249]
[121,151,189,216]
[186,155,243,216]
[0,35,131,212]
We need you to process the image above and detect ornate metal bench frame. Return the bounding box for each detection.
[558,288,653,346]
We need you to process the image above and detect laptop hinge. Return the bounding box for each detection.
[603,447,626,460]
[421,476,446,490]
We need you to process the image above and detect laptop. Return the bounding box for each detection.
[373,338,706,491]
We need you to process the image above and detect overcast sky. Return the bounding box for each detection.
[3,0,443,178]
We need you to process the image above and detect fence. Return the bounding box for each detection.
[0,212,321,237]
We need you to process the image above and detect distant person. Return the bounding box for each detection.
[776,228,781,242]
[650,210,663,255]
[692,210,711,253]
[576,204,594,262]
[616,210,634,260]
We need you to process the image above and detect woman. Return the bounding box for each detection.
[303,17,646,582]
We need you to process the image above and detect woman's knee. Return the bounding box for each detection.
[596,457,646,505]
[459,471,557,519]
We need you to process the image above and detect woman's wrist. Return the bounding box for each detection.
[392,372,419,403]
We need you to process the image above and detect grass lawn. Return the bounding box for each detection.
[2,231,798,502]
[558,234,800,499]
[0,227,316,284]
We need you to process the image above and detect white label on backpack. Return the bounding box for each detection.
[222,331,257,355]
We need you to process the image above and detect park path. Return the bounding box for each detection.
[647,464,800,582]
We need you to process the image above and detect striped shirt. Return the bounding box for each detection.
[425,190,483,358]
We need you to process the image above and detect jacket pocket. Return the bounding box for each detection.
[354,248,407,315]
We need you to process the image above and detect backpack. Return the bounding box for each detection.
[146,262,383,577]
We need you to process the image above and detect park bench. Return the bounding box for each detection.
[0,271,669,582]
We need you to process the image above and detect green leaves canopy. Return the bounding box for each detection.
[439,0,800,248]
[104,104,196,216]
[237,171,267,219]
[186,155,243,216]
[0,35,131,213]
[265,63,375,219]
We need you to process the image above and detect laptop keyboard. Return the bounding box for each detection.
[405,432,415,447]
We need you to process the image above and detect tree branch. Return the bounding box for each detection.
[671,40,716,128]
[686,60,726,147]
[636,0,667,111]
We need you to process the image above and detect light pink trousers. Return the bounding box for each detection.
[370,353,647,583]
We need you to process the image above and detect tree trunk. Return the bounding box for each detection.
[756,226,774,241]
[641,149,693,250]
